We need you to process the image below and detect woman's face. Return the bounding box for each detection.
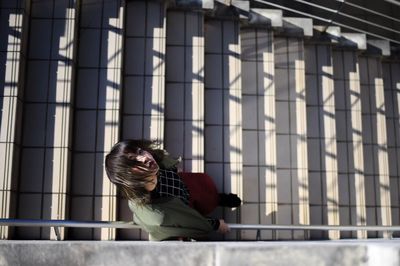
[134,148,158,171]
[132,148,159,191]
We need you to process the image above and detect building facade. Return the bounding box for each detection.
[0,0,399,240]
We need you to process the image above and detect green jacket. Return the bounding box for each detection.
[128,197,213,241]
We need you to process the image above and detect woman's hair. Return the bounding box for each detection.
[105,139,164,205]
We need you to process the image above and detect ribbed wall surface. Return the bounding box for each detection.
[359,56,391,238]
[68,0,123,240]
[305,44,340,239]
[120,0,166,240]
[0,0,399,241]
[274,36,310,240]
[204,18,242,240]
[15,0,77,240]
[0,0,27,239]
[165,10,205,172]
[332,49,367,239]
[241,28,278,240]
[383,61,400,238]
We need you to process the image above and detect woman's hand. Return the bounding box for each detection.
[218,219,230,234]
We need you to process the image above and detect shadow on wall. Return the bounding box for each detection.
[121,1,165,141]
[164,10,205,172]
[306,44,340,239]
[359,56,391,238]
[383,61,400,238]
[274,36,309,240]
[15,0,77,239]
[240,28,278,240]
[68,0,123,240]
[117,0,166,240]
[275,35,371,240]
[0,8,20,126]
[202,19,243,240]
[0,2,25,239]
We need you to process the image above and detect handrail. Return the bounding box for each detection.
[0,219,141,229]
[229,224,400,231]
[1,219,399,241]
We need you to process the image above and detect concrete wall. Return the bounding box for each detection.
[0,240,400,266]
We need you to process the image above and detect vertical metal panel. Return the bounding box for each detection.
[16,0,76,240]
[120,0,166,240]
[70,0,123,240]
[204,19,242,240]
[165,10,205,172]
[305,44,340,239]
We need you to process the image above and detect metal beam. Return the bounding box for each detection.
[292,0,400,35]
[340,0,400,23]
[384,0,400,7]
[254,0,400,45]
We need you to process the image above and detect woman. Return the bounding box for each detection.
[105,139,241,241]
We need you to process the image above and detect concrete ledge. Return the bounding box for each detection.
[367,39,391,56]
[312,26,341,43]
[207,0,249,19]
[339,33,367,50]
[281,17,314,37]
[231,0,249,19]
[248,9,283,27]
[175,0,214,10]
[1,240,399,266]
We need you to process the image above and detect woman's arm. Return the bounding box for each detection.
[130,197,229,240]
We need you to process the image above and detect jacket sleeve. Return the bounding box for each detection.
[161,198,213,231]
[129,198,214,241]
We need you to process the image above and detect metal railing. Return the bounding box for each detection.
[1,219,400,241]
[292,0,400,35]
[254,0,400,45]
